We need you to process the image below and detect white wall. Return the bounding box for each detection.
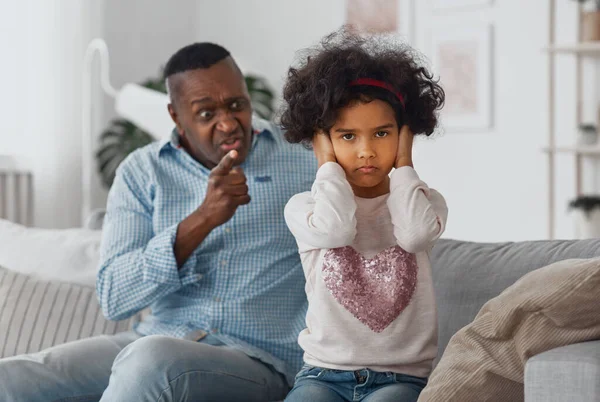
[411,0,552,242]
[411,1,586,242]
[0,0,103,229]
[0,0,197,229]
[94,0,198,213]
[196,0,587,242]
[196,0,349,103]
[1,0,586,238]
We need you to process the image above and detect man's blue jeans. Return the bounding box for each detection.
[0,332,289,401]
[284,364,427,402]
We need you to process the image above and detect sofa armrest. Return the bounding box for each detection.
[525,340,600,402]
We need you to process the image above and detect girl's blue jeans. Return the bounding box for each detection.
[284,364,427,402]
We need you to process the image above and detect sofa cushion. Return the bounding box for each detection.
[430,238,600,359]
[0,265,136,358]
[418,258,600,402]
[0,219,100,286]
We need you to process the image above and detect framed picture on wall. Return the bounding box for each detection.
[432,0,493,11]
[346,0,398,33]
[430,22,494,131]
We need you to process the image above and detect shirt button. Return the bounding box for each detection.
[211,328,219,333]
[224,228,231,233]
[214,297,221,302]
[221,260,227,266]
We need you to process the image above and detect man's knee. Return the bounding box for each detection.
[111,335,202,377]
[105,336,287,401]
[107,335,223,399]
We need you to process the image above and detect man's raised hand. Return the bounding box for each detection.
[199,150,251,228]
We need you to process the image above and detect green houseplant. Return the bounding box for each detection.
[96,72,275,188]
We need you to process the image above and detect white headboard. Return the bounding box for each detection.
[0,156,33,226]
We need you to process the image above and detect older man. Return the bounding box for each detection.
[0,43,316,402]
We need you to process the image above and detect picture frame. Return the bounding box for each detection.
[346,0,398,33]
[430,22,494,131]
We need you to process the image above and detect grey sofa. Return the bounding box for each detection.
[430,238,600,402]
[3,220,598,401]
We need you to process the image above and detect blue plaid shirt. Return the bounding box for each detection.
[97,117,316,385]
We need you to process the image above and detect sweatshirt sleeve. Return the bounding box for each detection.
[284,162,357,252]
[386,166,448,253]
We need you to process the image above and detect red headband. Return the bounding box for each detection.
[349,78,405,109]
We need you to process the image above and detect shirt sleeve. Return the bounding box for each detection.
[284,162,357,252]
[96,155,201,321]
[386,166,448,253]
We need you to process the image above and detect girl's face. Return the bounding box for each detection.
[329,99,399,198]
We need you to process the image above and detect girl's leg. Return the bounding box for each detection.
[362,373,427,402]
[285,381,346,402]
[285,365,354,402]
[361,382,421,402]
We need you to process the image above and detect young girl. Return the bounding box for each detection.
[280,29,448,402]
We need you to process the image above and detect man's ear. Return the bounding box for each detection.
[167,103,184,136]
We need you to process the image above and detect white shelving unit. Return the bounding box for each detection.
[543,0,600,239]
[542,145,600,156]
[543,42,600,55]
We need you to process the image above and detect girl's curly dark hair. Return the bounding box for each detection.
[280,28,445,145]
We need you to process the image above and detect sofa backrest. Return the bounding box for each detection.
[429,238,600,363]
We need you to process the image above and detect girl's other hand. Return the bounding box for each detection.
[395,125,414,168]
[313,130,337,167]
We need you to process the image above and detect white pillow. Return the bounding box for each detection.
[0,219,101,286]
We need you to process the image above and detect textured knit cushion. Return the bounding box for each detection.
[0,265,136,358]
[418,258,600,402]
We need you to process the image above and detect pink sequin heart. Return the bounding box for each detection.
[322,246,418,333]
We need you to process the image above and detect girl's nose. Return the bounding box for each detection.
[358,144,376,160]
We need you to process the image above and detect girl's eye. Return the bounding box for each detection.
[375,131,388,138]
[342,133,355,140]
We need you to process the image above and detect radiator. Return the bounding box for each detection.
[0,168,34,226]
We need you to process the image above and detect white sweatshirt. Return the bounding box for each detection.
[284,162,448,378]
